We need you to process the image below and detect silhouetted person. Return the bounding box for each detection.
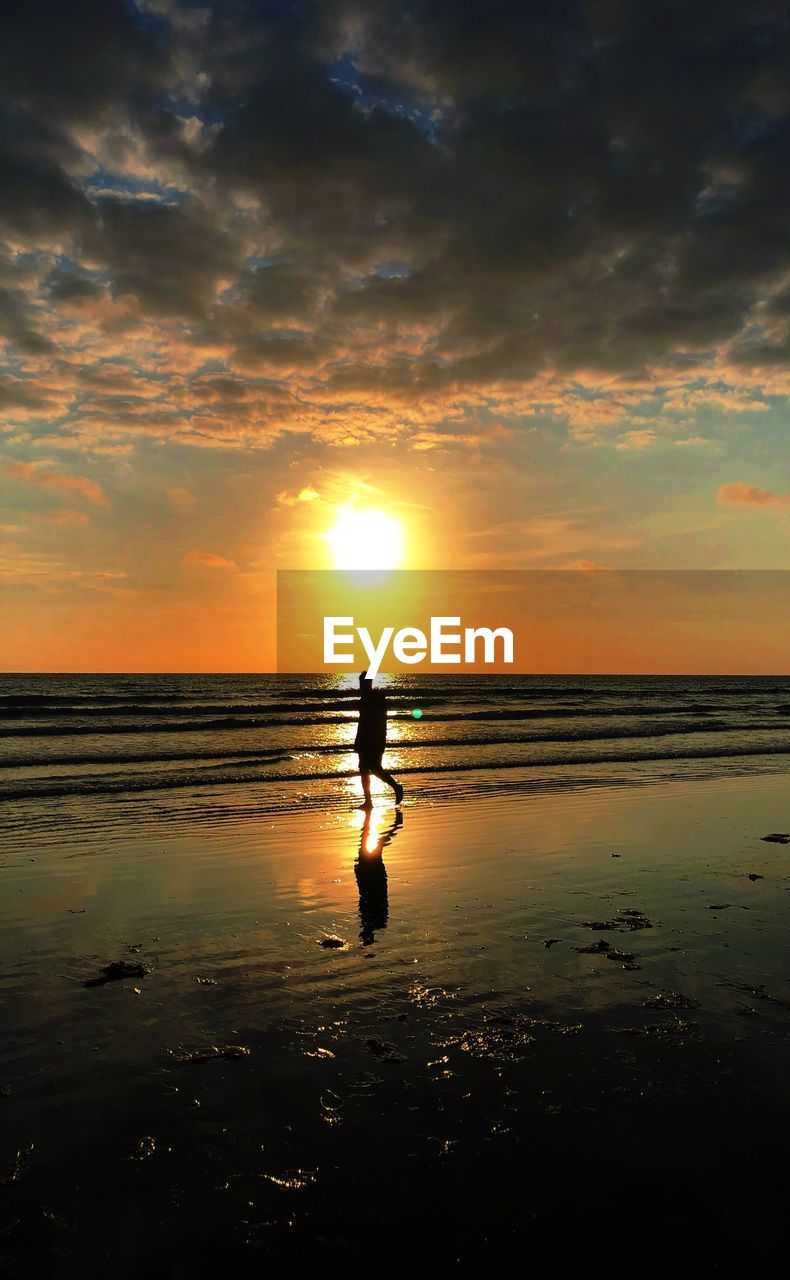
[354,670,403,808]
[355,809,402,944]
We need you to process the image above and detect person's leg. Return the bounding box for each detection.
[371,765,404,804]
[358,761,373,808]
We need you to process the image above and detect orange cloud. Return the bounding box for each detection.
[666,388,769,414]
[49,508,92,527]
[616,428,657,450]
[717,482,790,509]
[276,486,320,506]
[182,550,237,569]
[167,487,196,513]
[8,461,111,508]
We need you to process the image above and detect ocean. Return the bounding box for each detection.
[2,673,790,837]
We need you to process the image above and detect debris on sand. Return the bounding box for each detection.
[707,903,730,910]
[130,1136,157,1161]
[1,1144,34,1186]
[127,943,142,954]
[262,1169,317,1191]
[614,1018,698,1040]
[170,1044,251,1065]
[196,976,217,986]
[575,939,611,954]
[543,938,562,948]
[520,1017,583,1036]
[617,909,653,931]
[649,1017,698,1039]
[365,1038,407,1063]
[606,948,641,971]
[724,981,790,1010]
[318,935,348,950]
[748,873,764,881]
[761,833,790,843]
[83,960,147,987]
[581,909,653,932]
[643,991,700,1011]
[611,852,622,858]
[443,1010,581,1062]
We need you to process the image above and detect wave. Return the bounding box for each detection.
[3,677,790,825]
[1,698,406,719]
[3,718,784,769]
[4,704,782,738]
[3,740,790,802]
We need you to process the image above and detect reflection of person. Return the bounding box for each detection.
[354,670,403,808]
[355,809,403,945]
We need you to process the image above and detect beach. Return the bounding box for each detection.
[3,675,790,1272]
[5,0,790,1269]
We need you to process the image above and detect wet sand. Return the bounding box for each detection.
[3,771,790,1273]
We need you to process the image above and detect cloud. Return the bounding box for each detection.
[665,388,770,414]
[276,486,320,506]
[717,482,790,510]
[49,507,91,526]
[0,0,790,462]
[0,0,789,636]
[7,460,110,507]
[167,486,196,513]
[614,428,658,451]
[181,550,237,569]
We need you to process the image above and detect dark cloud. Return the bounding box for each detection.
[47,273,105,305]
[0,277,55,354]
[0,104,94,238]
[2,0,790,445]
[90,197,241,316]
[0,0,169,119]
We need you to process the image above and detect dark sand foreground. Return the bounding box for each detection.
[3,771,790,1274]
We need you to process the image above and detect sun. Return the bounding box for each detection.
[327,506,404,571]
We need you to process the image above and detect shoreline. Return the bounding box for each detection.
[3,746,790,848]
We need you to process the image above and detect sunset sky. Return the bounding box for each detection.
[2,0,790,671]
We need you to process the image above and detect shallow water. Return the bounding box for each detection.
[3,673,790,811]
[3,751,790,1272]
